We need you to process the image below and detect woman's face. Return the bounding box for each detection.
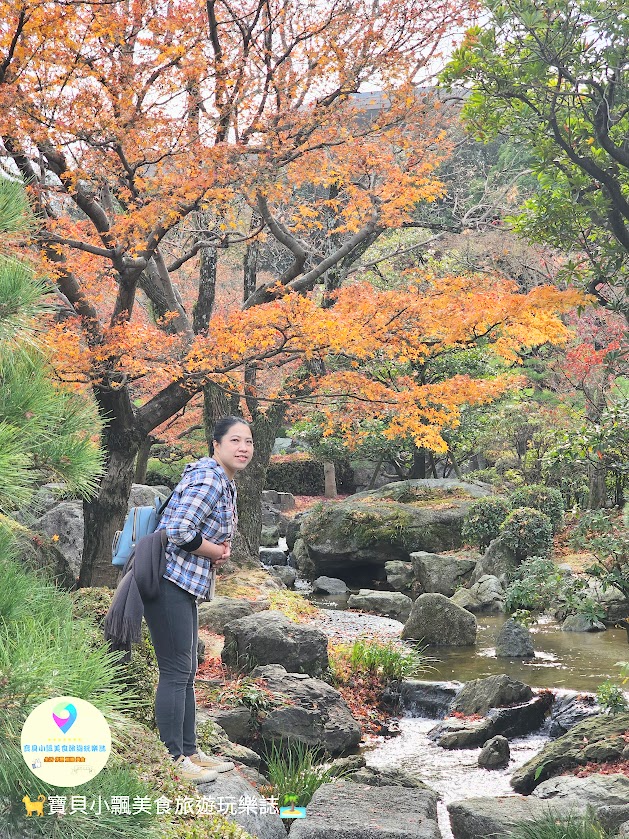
[213,422,254,475]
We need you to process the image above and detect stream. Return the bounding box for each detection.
[303,591,629,838]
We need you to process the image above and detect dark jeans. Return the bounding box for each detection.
[143,576,198,759]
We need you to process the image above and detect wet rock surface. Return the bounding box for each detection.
[478,735,510,769]
[548,691,600,738]
[450,674,533,716]
[429,694,550,749]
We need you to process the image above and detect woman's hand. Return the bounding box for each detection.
[191,539,230,564]
[212,542,231,568]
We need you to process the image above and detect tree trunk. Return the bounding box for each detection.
[79,387,142,588]
[134,435,154,484]
[324,461,337,498]
[233,406,286,562]
[409,448,427,479]
[588,462,608,510]
[80,379,196,587]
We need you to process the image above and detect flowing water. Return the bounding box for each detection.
[364,716,549,838]
[303,593,629,837]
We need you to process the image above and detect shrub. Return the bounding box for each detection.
[0,531,159,838]
[500,507,553,560]
[571,509,629,600]
[265,454,355,495]
[462,496,511,550]
[504,556,565,612]
[72,586,158,729]
[509,484,564,532]
[509,813,610,839]
[596,680,629,715]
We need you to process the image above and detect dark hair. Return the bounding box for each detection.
[213,415,251,445]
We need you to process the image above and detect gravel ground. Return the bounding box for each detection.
[305,607,405,644]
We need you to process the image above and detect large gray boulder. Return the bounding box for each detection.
[450,575,505,613]
[447,796,579,839]
[291,537,315,577]
[402,593,477,646]
[347,589,412,622]
[36,500,84,579]
[450,674,533,716]
[198,768,287,839]
[222,611,329,676]
[495,619,535,659]
[289,781,440,839]
[470,535,518,585]
[511,712,629,793]
[384,560,414,591]
[197,596,255,633]
[587,580,629,622]
[127,483,170,508]
[300,480,491,577]
[411,551,477,597]
[533,773,629,807]
[260,547,288,566]
[253,665,361,755]
[272,566,297,588]
[562,613,606,632]
[313,576,348,594]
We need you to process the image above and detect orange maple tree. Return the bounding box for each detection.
[1,0,477,585]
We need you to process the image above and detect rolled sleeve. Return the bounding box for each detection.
[166,477,222,548]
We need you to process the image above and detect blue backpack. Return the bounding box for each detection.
[112,494,171,567]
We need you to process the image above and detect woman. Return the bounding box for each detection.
[143,416,254,782]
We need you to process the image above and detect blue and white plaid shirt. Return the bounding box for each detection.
[158,457,237,599]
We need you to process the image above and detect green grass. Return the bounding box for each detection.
[509,813,611,839]
[330,638,430,683]
[263,740,345,808]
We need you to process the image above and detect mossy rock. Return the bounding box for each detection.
[511,712,629,794]
[301,480,491,576]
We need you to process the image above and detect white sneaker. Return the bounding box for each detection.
[188,749,235,773]
[174,754,218,783]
